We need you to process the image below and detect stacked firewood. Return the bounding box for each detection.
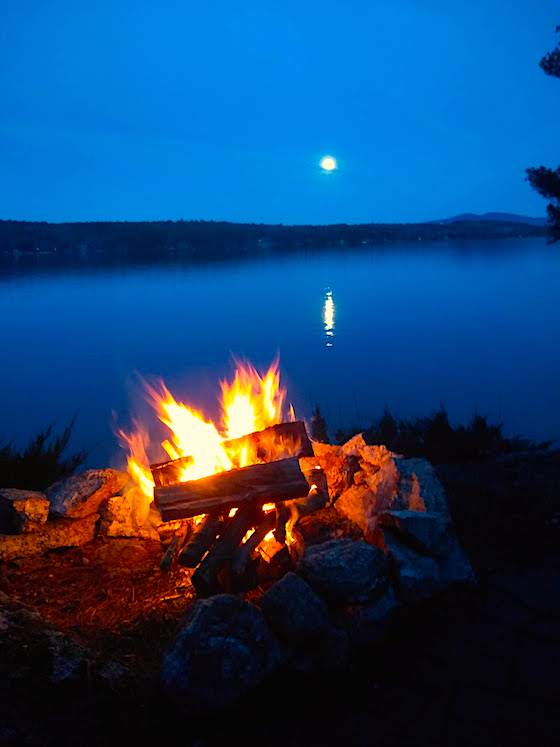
[151,421,328,596]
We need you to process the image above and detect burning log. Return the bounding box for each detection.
[231,512,276,577]
[155,457,309,521]
[275,503,289,545]
[191,505,258,597]
[178,514,224,568]
[150,420,313,488]
[160,522,190,572]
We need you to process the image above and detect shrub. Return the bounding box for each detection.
[0,419,87,491]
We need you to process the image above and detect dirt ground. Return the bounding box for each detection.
[1,450,559,746]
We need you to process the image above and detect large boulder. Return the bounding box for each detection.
[383,529,443,604]
[162,595,282,715]
[0,489,49,533]
[394,457,450,515]
[298,538,388,604]
[261,572,348,671]
[48,469,128,519]
[311,442,361,499]
[98,489,159,540]
[0,514,98,562]
[297,506,363,548]
[333,438,399,540]
[378,510,454,557]
[333,440,456,543]
[379,510,476,590]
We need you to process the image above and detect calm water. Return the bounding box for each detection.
[1,238,559,466]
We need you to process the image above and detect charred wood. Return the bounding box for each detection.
[178,514,223,568]
[257,546,294,586]
[275,503,289,545]
[160,522,190,572]
[155,457,309,521]
[150,420,313,487]
[191,505,258,597]
[232,512,276,577]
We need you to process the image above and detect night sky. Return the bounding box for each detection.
[1,1,559,224]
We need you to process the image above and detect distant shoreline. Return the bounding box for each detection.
[0,217,548,265]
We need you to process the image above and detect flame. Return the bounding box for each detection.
[117,420,154,498]
[121,358,289,501]
[146,381,233,483]
[221,358,285,439]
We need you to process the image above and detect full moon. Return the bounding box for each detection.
[320,155,337,172]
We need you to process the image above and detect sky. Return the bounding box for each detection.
[1,0,559,224]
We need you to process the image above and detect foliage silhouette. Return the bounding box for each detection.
[334,406,551,464]
[527,26,560,241]
[310,406,329,443]
[0,418,87,491]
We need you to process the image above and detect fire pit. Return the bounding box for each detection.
[0,358,476,716]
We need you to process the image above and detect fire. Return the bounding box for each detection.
[221,358,285,440]
[146,381,233,482]
[120,358,291,501]
[116,420,154,498]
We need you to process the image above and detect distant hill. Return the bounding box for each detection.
[0,216,548,267]
[431,212,547,226]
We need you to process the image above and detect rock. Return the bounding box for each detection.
[0,489,49,533]
[261,573,349,671]
[378,510,454,557]
[379,511,476,589]
[361,453,401,512]
[335,451,452,541]
[335,484,387,543]
[312,442,360,499]
[98,489,159,540]
[162,594,282,715]
[298,538,388,604]
[334,444,400,541]
[261,572,330,639]
[340,433,368,457]
[0,514,98,561]
[383,529,443,603]
[394,457,449,515]
[346,587,401,648]
[47,469,128,519]
[297,506,363,547]
[0,594,88,685]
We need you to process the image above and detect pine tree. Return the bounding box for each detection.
[527,27,560,241]
[310,407,329,443]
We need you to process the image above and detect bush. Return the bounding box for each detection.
[334,407,551,464]
[0,419,87,491]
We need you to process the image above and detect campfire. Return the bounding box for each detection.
[0,355,476,720]
[117,359,328,596]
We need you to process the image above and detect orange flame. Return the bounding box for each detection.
[117,420,154,498]
[221,358,285,439]
[120,358,289,501]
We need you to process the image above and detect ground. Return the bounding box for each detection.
[1,450,559,746]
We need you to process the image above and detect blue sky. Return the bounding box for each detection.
[1,0,559,223]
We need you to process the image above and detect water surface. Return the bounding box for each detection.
[1,238,558,466]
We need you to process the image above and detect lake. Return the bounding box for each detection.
[1,237,559,467]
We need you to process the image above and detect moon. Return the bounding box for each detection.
[320,155,337,172]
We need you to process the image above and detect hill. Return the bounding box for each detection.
[0,216,548,266]
[431,212,547,226]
